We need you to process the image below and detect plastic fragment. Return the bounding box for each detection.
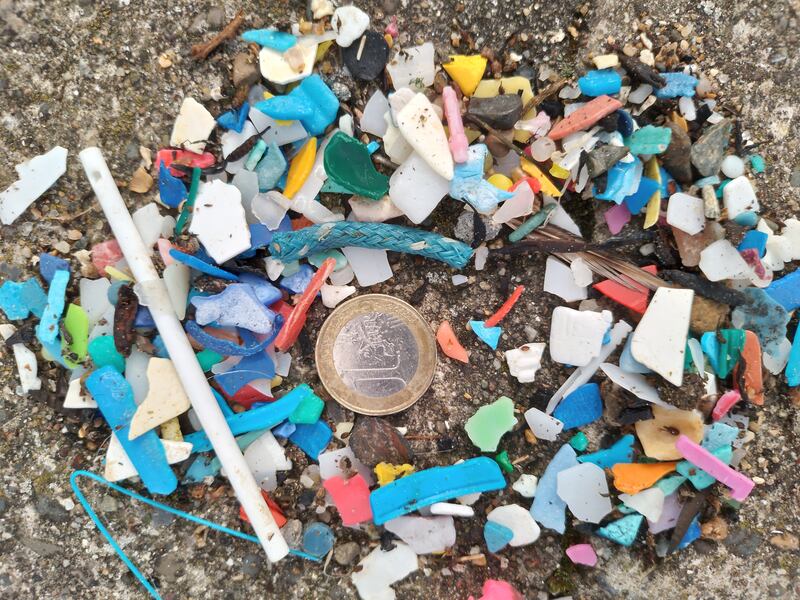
[170,98,215,154]
[242,29,296,51]
[675,435,754,501]
[524,407,564,441]
[436,320,470,363]
[548,96,622,141]
[530,445,578,533]
[0,146,67,225]
[36,269,69,345]
[331,5,369,47]
[397,93,454,180]
[677,444,733,490]
[443,86,468,163]
[635,405,704,460]
[549,307,612,367]
[374,463,414,486]
[566,543,597,567]
[192,284,277,335]
[451,144,514,213]
[188,180,251,263]
[619,487,665,522]
[556,463,612,523]
[484,520,514,553]
[578,69,622,96]
[351,542,418,600]
[464,396,517,452]
[289,420,332,459]
[578,434,635,469]
[486,504,541,546]
[323,474,373,526]
[274,257,335,352]
[39,253,70,284]
[323,132,388,199]
[596,514,644,546]
[255,75,339,136]
[104,433,191,483]
[303,522,334,558]
[611,462,678,494]
[442,55,487,96]
[0,324,41,392]
[0,279,47,320]
[385,516,456,554]
[653,73,698,99]
[552,383,603,430]
[505,342,545,383]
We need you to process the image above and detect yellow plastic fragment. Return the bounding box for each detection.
[487,173,513,191]
[670,111,688,132]
[549,162,571,180]
[160,417,183,442]
[442,55,488,97]
[271,375,283,388]
[643,157,662,229]
[473,77,535,142]
[315,40,334,63]
[374,462,415,486]
[521,159,562,197]
[104,266,133,281]
[283,137,317,199]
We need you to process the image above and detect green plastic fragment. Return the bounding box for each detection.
[464,396,517,452]
[244,139,268,171]
[322,131,389,200]
[196,348,224,372]
[62,304,89,368]
[175,167,202,235]
[494,450,514,474]
[654,474,687,496]
[289,393,325,424]
[320,178,354,194]
[748,154,765,173]
[308,249,347,271]
[596,514,644,547]
[624,125,672,155]
[509,203,557,242]
[704,329,746,378]
[88,335,125,373]
[568,431,589,452]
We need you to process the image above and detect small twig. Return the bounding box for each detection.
[48,203,97,222]
[521,77,568,115]
[191,10,244,60]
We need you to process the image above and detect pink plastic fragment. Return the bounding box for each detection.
[155,148,216,177]
[91,239,124,272]
[604,203,631,235]
[712,389,742,421]
[157,238,176,266]
[675,434,755,501]
[443,86,469,163]
[468,580,524,600]
[648,492,683,534]
[566,543,598,566]
[384,15,398,38]
[322,474,373,526]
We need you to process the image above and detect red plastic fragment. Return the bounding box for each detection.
[734,330,764,406]
[322,474,373,526]
[712,390,742,421]
[468,579,524,600]
[509,177,541,194]
[291,216,314,231]
[230,384,274,410]
[485,285,525,328]
[436,320,470,363]
[239,490,287,528]
[548,95,623,141]
[91,239,124,272]
[273,258,336,352]
[155,148,216,177]
[592,265,658,314]
[269,299,293,322]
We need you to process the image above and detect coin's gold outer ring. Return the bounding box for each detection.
[315,294,437,416]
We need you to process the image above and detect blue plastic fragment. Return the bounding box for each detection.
[184,384,314,452]
[36,269,69,344]
[183,429,265,483]
[86,366,177,495]
[158,163,188,209]
[39,253,70,284]
[732,288,790,357]
[185,320,281,356]
[256,141,288,191]
[787,325,800,387]
[370,457,506,525]
[217,102,250,133]
[737,230,768,257]
[765,270,800,312]
[242,29,296,51]
[553,383,603,430]
[289,420,332,460]
[659,166,679,196]
[677,444,732,490]
[469,320,502,349]
[237,273,282,306]
[623,176,659,215]
[255,74,339,136]
[484,520,514,553]
[732,211,758,227]
[169,249,238,281]
[653,72,698,98]
[272,420,297,439]
[703,422,738,451]
[280,264,315,295]
[530,445,578,533]
[596,514,644,546]
[191,284,277,334]
[595,158,640,203]
[215,351,275,396]
[620,336,652,373]
[578,69,622,96]
[676,517,702,550]
[0,278,47,320]
[133,306,155,329]
[107,280,126,306]
[578,434,635,469]
[450,144,514,213]
[615,109,634,137]
[212,389,235,418]
[694,175,721,188]
[302,522,334,558]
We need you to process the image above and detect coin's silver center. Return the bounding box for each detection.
[332,311,419,398]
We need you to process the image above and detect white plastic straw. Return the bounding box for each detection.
[79,147,289,563]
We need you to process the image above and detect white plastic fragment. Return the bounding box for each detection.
[342,247,393,287]
[452,274,468,286]
[243,430,292,492]
[188,180,251,263]
[556,463,612,523]
[318,446,374,485]
[570,257,594,287]
[79,277,112,328]
[666,192,705,235]
[320,284,356,308]
[512,474,538,498]
[505,342,546,383]
[331,5,370,47]
[679,96,696,120]
[384,516,456,554]
[104,434,192,482]
[389,152,451,224]
[258,43,317,85]
[544,257,588,302]
[549,307,612,367]
[170,98,216,154]
[124,348,151,405]
[486,504,541,546]
[163,263,190,320]
[524,406,564,441]
[329,264,355,286]
[351,542,418,600]
[386,43,436,90]
[133,203,173,250]
[349,195,403,222]
[619,487,665,522]
[628,84,653,104]
[722,175,759,219]
[396,93,454,180]
[0,146,67,225]
[63,376,96,409]
[699,239,750,281]
[492,182,534,224]
[721,155,745,179]
[429,502,475,517]
[0,324,41,393]
[631,287,694,386]
[128,358,191,439]
[383,114,414,164]
[361,91,391,137]
[599,363,668,406]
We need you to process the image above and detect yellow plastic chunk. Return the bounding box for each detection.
[442,55,488,97]
[549,162,571,180]
[521,159,562,197]
[104,266,133,281]
[643,157,662,229]
[473,77,535,142]
[315,40,334,63]
[160,417,183,442]
[374,462,415,486]
[670,111,688,132]
[283,137,317,199]
[487,173,513,191]
[271,375,283,388]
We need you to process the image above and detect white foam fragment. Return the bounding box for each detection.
[0,146,67,225]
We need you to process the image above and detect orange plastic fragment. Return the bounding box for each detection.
[548,95,623,141]
[239,490,287,528]
[291,216,314,230]
[436,321,470,363]
[273,257,336,352]
[611,461,678,494]
[283,137,317,199]
[735,330,764,405]
[485,285,525,328]
[509,176,541,194]
[592,265,658,314]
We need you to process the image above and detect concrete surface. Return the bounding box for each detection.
[1,0,799,598]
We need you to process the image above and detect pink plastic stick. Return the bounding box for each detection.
[443,86,469,163]
[675,435,755,501]
[712,389,741,421]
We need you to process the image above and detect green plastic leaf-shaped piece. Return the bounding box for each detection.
[323,131,389,200]
[465,395,517,452]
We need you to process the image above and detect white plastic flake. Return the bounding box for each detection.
[619,487,665,522]
[105,434,192,482]
[384,516,456,554]
[699,239,750,281]
[722,176,759,219]
[386,43,435,90]
[188,180,251,263]
[524,406,564,441]
[128,358,191,439]
[505,342,546,383]
[389,152,451,224]
[666,192,705,235]
[331,6,370,47]
[0,324,41,393]
[342,247,393,286]
[544,257,588,303]
[170,98,216,154]
[556,463,612,523]
[352,542,418,600]
[486,504,541,546]
[0,146,67,225]
[549,307,612,367]
[361,90,391,137]
[258,44,317,85]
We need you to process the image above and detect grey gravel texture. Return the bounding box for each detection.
[1,0,799,599]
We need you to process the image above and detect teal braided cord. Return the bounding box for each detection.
[269,222,474,269]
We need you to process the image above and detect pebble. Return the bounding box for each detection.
[468,95,523,130]
[349,416,413,467]
[334,541,361,565]
[690,119,732,177]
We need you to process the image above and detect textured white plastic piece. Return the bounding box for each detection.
[163,263,190,320]
[384,516,456,554]
[549,307,612,367]
[0,324,41,393]
[104,433,192,482]
[512,474,538,498]
[189,180,251,263]
[0,146,67,225]
[505,342,546,383]
[170,98,215,154]
[524,406,564,441]
[666,192,705,235]
[487,504,541,546]
[124,348,151,405]
[321,284,356,308]
[352,542,418,600]
[79,277,112,328]
[386,43,436,90]
[389,152,451,224]
[331,5,370,47]
[63,376,97,409]
[396,93,454,180]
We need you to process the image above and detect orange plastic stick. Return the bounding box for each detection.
[274,257,336,352]
[436,321,470,363]
[485,285,525,328]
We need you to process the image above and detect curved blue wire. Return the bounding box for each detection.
[70,470,320,599]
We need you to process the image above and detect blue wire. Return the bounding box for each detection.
[70,470,321,599]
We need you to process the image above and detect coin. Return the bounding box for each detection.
[315,294,437,416]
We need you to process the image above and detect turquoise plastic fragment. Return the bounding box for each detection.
[653,474,686,496]
[748,154,765,173]
[184,384,315,452]
[596,514,644,546]
[578,69,622,97]
[703,422,738,451]
[677,444,732,490]
[255,141,287,191]
[370,457,506,525]
[624,125,672,155]
[242,29,296,51]
[183,429,266,483]
[578,434,635,469]
[484,520,514,553]
[530,445,578,533]
[289,420,332,459]
[39,253,70,284]
[320,177,354,194]
[738,230,768,257]
[765,269,800,312]
[569,431,589,452]
[86,366,178,495]
[553,383,602,430]
[0,278,47,320]
[36,269,69,344]
[450,144,514,214]
[732,288,790,357]
[302,522,334,558]
[595,158,640,203]
[244,138,268,171]
[694,175,720,188]
[700,329,746,378]
[653,73,698,99]
[469,320,502,349]
[732,211,758,227]
[169,249,238,281]
[289,394,325,424]
[787,325,800,387]
[255,75,339,136]
[88,335,125,372]
[676,516,701,550]
[308,249,347,271]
